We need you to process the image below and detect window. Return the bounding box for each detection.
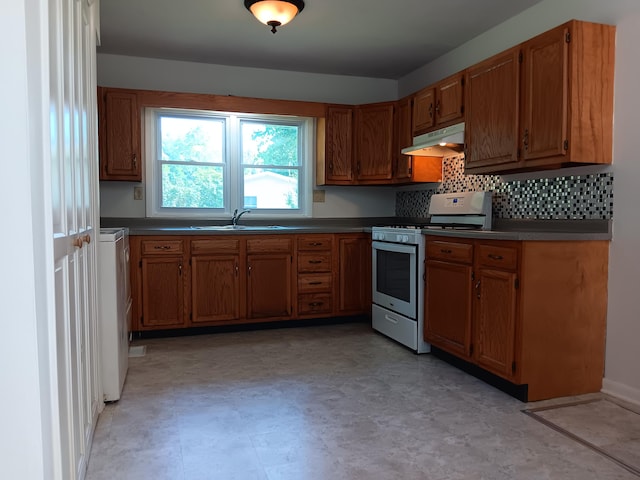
[146,108,313,218]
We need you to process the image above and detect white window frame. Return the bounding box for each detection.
[145,107,313,219]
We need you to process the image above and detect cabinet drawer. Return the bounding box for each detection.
[191,238,240,255]
[141,239,184,255]
[298,293,333,315]
[297,235,333,251]
[426,240,473,264]
[298,253,332,272]
[477,244,518,270]
[246,237,292,253]
[298,273,332,293]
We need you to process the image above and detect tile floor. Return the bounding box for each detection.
[86,322,638,480]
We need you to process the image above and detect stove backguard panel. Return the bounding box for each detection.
[396,155,613,220]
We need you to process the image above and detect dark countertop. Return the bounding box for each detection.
[101,217,612,241]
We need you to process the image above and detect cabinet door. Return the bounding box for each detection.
[325,106,354,183]
[247,254,292,319]
[465,48,520,170]
[435,73,464,126]
[191,255,240,323]
[337,235,371,315]
[395,97,413,180]
[521,25,569,162]
[140,256,185,328]
[412,87,435,136]
[355,103,394,182]
[475,268,518,379]
[424,260,473,358]
[99,90,141,181]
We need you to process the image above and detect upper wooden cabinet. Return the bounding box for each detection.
[320,102,407,185]
[98,87,142,181]
[395,96,413,181]
[354,102,395,182]
[465,20,615,174]
[412,72,465,137]
[323,105,354,184]
[464,48,521,171]
[412,87,436,136]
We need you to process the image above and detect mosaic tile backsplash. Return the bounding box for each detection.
[396,155,613,220]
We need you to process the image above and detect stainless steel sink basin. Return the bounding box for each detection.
[191,225,291,231]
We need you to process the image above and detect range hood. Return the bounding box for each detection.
[402,122,465,157]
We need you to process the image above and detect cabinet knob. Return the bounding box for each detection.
[82,234,91,245]
[72,237,83,248]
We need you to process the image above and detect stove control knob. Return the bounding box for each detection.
[397,234,409,243]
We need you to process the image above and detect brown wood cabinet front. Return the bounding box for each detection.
[98,88,141,181]
[425,236,609,401]
[412,88,435,136]
[464,48,520,170]
[324,105,354,184]
[354,102,395,182]
[435,73,465,126]
[135,238,187,330]
[191,255,240,324]
[465,20,615,174]
[296,234,334,318]
[131,233,372,332]
[424,259,473,359]
[336,234,371,315]
[247,253,292,319]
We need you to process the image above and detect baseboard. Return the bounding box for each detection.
[602,377,640,407]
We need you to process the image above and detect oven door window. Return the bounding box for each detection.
[376,250,411,302]
[372,241,417,319]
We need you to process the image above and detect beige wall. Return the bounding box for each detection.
[398,0,640,404]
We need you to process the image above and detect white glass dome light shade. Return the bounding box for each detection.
[245,0,305,33]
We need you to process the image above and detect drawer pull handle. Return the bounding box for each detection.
[308,260,323,264]
[309,302,323,307]
[154,245,171,250]
[440,249,452,254]
[309,242,322,246]
[488,254,503,260]
[308,281,322,285]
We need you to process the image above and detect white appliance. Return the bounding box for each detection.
[371,227,430,354]
[371,192,492,353]
[98,228,131,401]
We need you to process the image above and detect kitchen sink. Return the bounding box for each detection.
[190,225,292,231]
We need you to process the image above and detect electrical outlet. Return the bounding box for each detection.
[312,190,325,203]
[133,186,144,200]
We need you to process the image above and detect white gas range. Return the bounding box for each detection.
[371,191,492,353]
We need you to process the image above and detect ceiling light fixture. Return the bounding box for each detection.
[244,0,305,34]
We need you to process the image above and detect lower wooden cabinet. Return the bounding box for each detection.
[190,238,242,324]
[336,234,371,315]
[131,232,371,332]
[296,235,334,318]
[424,236,609,401]
[133,237,187,329]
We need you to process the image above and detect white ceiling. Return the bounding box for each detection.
[98,0,544,80]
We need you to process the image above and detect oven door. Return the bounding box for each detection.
[372,241,418,319]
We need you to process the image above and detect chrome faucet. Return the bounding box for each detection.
[231,208,251,226]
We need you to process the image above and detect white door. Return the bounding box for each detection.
[50,0,101,478]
